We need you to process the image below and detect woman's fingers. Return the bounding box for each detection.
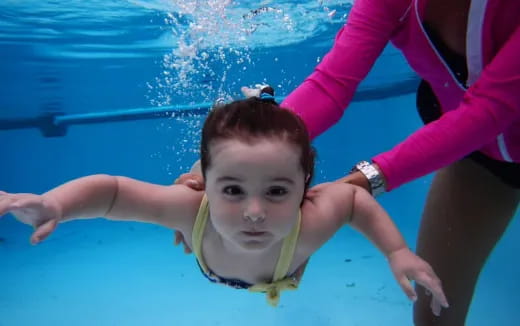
[175,173,204,191]
[174,230,192,254]
[174,230,183,245]
[185,179,204,191]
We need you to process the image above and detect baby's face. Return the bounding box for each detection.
[205,138,305,252]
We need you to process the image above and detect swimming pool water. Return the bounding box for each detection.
[0,1,518,325]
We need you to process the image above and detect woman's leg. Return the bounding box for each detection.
[413,158,519,326]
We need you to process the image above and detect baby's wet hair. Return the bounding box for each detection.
[200,88,315,191]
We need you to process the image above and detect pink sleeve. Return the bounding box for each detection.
[281,0,410,139]
[373,25,520,190]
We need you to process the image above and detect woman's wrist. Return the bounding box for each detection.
[349,161,387,196]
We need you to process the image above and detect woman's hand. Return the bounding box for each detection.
[174,173,205,192]
[337,171,371,192]
[0,191,62,244]
[388,247,449,316]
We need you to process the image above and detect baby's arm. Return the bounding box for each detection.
[48,175,195,225]
[346,185,406,256]
[304,182,448,315]
[0,174,199,243]
[301,182,405,254]
[344,184,449,314]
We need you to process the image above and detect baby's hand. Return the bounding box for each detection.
[0,191,62,244]
[388,247,449,316]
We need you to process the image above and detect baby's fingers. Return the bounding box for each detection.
[8,195,40,210]
[30,219,58,245]
[415,273,449,311]
[397,274,417,302]
[0,195,12,216]
[0,194,21,216]
[431,297,442,317]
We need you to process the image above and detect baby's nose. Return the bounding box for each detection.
[245,213,265,223]
[244,198,266,222]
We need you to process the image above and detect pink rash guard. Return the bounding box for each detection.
[281,0,520,190]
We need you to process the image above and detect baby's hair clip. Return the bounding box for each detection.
[259,92,275,101]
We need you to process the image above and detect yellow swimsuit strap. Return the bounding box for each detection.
[189,194,302,306]
[249,209,302,307]
[191,194,211,275]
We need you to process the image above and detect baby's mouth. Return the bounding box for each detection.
[242,230,267,237]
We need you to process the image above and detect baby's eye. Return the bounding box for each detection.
[266,186,288,197]
[222,185,244,196]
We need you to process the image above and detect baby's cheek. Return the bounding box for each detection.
[212,205,243,223]
[272,211,297,232]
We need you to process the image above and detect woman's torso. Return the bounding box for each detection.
[423,0,470,57]
[390,0,520,162]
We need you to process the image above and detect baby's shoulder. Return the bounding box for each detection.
[303,182,356,210]
[297,183,356,254]
[162,186,205,232]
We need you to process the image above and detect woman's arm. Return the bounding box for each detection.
[282,0,411,138]
[373,25,520,190]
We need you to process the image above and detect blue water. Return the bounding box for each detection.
[1,1,519,325]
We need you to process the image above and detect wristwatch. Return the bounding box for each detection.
[350,161,386,197]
